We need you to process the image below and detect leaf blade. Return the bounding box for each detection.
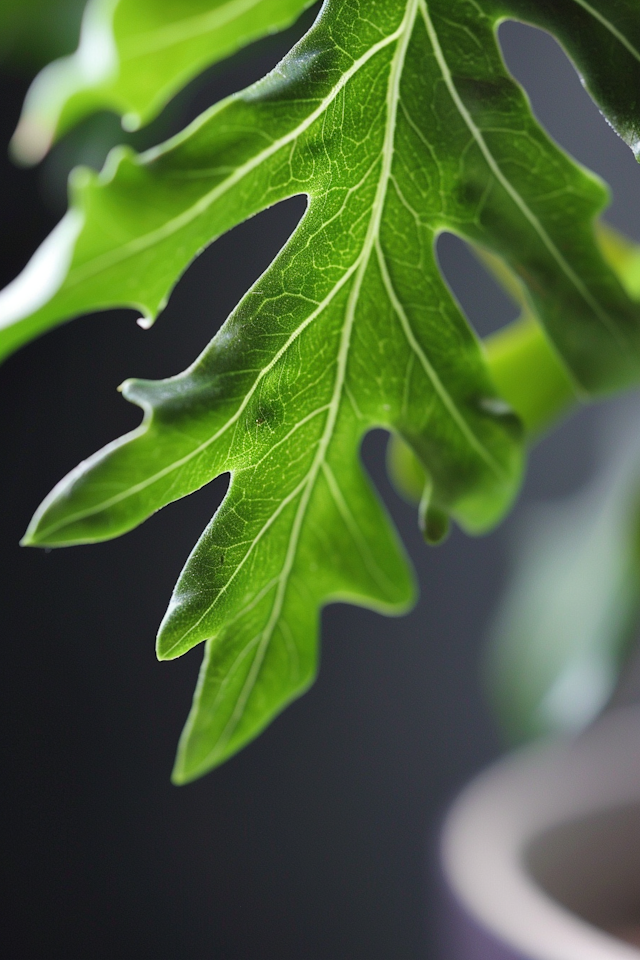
[10,0,640,776]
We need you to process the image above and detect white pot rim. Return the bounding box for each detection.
[441,705,640,960]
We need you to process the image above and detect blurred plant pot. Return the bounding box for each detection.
[440,705,640,959]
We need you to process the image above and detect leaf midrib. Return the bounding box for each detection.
[191,0,421,767]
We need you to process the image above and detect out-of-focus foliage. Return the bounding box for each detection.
[0,0,85,72]
[481,224,640,744]
[11,0,316,164]
[486,402,640,743]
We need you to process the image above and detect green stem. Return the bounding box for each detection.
[484,314,578,436]
[479,219,640,437]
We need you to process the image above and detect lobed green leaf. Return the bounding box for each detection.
[4,0,640,778]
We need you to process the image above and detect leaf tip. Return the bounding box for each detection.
[68,164,95,197]
[170,736,211,786]
[155,629,182,662]
[420,506,451,546]
[9,117,51,167]
[122,112,141,133]
[170,759,192,786]
[19,529,37,548]
[21,516,55,548]
[118,377,141,399]
[171,742,226,785]
[20,513,61,548]
[418,483,451,546]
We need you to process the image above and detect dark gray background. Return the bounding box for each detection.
[1,13,639,959]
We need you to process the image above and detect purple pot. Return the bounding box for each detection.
[439,706,640,959]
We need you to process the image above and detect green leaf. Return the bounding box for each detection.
[11,0,315,164]
[5,0,640,778]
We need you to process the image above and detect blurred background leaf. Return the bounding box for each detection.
[0,0,85,73]
[485,398,640,743]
